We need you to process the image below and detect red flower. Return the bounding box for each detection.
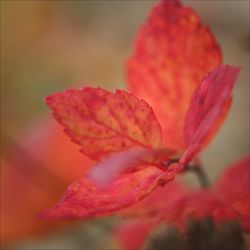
[41,0,241,220]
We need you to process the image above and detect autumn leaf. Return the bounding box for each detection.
[128,0,240,165]
[163,190,239,231]
[43,87,178,219]
[42,1,241,221]
[117,184,239,245]
[1,118,93,244]
[183,65,239,145]
[115,219,155,250]
[119,156,249,234]
[46,88,163,161]
[214,156,250,231]
[180,65,240,165]
[46,87,176,178]
[88,146,174,186]
[121,179,238,232]
[120,179,191,218]
[127,0,222,150]
[40,167,174,219]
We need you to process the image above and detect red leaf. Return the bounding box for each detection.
[88,146,149,186]
[121,157,249,233]
[181,65,240,165]
[1,118,93,243]
[124,181,238,232]
[214,156,250,231]
[46,88,162,161]
[121,179,191,218]
[127,0,221,150]
[115,158,249,238]
[23,118,93,181]
[115,219,154,250]
[44,88,177,219]
[163,190,239,231]
[40,167,174,219]
[89,146,174,186]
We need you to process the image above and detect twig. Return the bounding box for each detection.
[162,158,210,188]
[186,164,210,188]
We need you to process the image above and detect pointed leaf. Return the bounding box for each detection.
[181,65,240,165]
[127,0,222,149]
[40,167,175,219]
[46,88,162,160]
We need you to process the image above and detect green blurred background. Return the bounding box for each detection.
[1,0,249,249]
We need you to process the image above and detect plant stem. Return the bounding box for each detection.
[184,163,210,188]
[163,158,210,188]
[192,165,210,188]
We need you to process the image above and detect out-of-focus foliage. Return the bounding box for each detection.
[1,0,249,249]
[1,118,93,245]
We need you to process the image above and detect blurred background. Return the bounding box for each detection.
[1,0,249,249]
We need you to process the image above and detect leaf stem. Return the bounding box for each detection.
[187,164,210,188]
[162,158,210,188]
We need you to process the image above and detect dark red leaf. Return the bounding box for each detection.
[181,65,240,165]
[214,156,250,231]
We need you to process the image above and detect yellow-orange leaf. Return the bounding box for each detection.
[46,88,162,160]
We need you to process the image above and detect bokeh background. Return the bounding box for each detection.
[1,0,249,249]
